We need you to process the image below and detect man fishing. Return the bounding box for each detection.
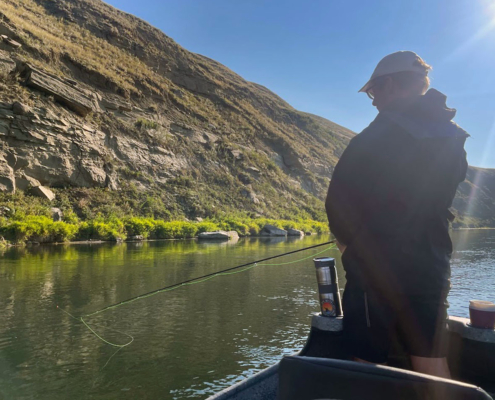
[325,51,468,378]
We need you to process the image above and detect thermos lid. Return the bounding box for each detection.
[469,300,495,312]
[313,257,335,266]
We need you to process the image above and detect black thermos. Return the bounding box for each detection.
[313,257,342,317]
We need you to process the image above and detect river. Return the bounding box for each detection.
[0,230,493,399]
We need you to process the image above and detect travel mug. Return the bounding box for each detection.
[314,257,342,317]
[469,300,495,329]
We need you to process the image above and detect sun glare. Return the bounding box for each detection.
[483,0,495,28]
[487,0,495,18]
[443,1,495,63]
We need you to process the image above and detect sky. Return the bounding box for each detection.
[105,0,495,168]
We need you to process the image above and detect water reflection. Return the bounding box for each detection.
[449,230,495,317]
[0,231,492,399]
[0,236,338,399]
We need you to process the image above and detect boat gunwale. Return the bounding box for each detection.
[206,363,279,400]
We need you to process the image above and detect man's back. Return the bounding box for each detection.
[326,89,468,294]
[327,50,467,376]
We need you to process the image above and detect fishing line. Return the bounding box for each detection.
[58,240,337,348]
[86,239,336,318]
[57,306,134,348]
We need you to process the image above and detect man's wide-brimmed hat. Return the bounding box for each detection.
[359,51,430,93]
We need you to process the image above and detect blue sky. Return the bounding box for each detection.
[106,0,495,168]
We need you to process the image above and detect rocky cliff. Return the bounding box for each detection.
[0,0,493,226]
[453,167,495,228]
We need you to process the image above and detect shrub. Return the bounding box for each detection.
[281,220,297,230]
[77,218,126,241]
[296,222,312,233]
[152,221,197,239]
[0,192,51,220]
[123,217,155,238]
[196,221,220,234]
[51,221,79,242]
[141,196,171,220]
[0,216,78,242]
[152,220,175,239]
[62,210,80,224]
[246,221,260,236]
[135,118,158,129]
[0,204,330,243]
[178,222,198,238]
[1,219,40,242]
[310,221,328,234]
[216,218,249,236]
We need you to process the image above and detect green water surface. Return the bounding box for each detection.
[0,230,493,399]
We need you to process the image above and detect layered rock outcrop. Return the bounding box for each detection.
[0,98,198,192]
[0,0,493,226]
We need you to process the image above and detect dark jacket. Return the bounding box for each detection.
[325,89,468,296]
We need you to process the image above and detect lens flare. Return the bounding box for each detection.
[443,2,495,63]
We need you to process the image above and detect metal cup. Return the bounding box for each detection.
[314,257,342,317]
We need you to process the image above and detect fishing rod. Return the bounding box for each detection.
[58,239,337,348]
[85,239,337,318]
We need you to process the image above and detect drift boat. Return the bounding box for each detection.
[206,313,495,400]
[207,314,495,399]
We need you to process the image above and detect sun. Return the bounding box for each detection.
[484,0,495,21]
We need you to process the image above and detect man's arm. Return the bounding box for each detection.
[325,136,372,247]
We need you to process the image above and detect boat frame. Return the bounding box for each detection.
[207,314,495,399]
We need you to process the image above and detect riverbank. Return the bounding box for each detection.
[2,213,495,247]
[0,215,329,245]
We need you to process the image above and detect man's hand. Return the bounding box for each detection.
[336,240,347,254]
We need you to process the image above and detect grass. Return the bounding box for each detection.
[0,214,329,244]
[1,0,169,96]
[0,215,79,243]
[0,186,328,244]
[135,118,158,129]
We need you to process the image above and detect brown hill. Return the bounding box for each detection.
[454,167,495,228]
[0,0,493,226]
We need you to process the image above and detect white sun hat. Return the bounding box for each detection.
[359,51,430,93]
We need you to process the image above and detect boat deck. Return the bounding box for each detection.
[207,314,495,399]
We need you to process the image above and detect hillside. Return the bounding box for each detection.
[454,166,495,228]
[0,0,493,227]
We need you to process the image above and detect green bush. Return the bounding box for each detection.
[77,218,126,241]
[62,210,80,224]
[310,221,328,234]
[124,217,155,238]
[0,207,329,243]
[196,221,220,234]
[152,220,175,239]
[152,221,197,239]
[216,217,249,236]
[178,222,198,238]
[281,220,297,230]
[297,223,312,233]
[51,221,79,242]
[1,218,42,242]
[0,215,78,243]
[246,221,260,236]
[0,192,51,221]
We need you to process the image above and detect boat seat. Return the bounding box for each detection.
[278,356,493,400]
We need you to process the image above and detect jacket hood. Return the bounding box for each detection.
[379,89,469,140]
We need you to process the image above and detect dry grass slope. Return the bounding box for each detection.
[0,0,493,227]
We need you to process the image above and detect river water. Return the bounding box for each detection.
[0,230,493,399]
